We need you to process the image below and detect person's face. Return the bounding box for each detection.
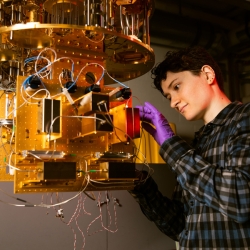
[161,69,213,122]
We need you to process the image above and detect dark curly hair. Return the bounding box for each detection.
[151,46,224,94]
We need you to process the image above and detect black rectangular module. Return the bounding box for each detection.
[92,93,110,113]
[108,162,136,179]
[43,99,51,133]
[42,99,60,133]
[52,99,60,133]
[78,92,110,115]
[96,113,113,132]
[44,162,76,180]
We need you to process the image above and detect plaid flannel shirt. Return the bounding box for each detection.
[130,101,250,249]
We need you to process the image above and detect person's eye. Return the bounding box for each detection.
[165,94,171,101]
[174,84,180,90]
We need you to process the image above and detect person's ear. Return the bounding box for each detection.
[201,65,215,84]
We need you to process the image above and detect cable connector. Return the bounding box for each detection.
[97,192,110,207]
[97,100,107,106]
[109,87,131,101]
[62,87,74,105]
[113,198,121,206]
[56,208,64,218]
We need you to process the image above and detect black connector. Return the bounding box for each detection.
[64,81,77,93]
[84,84,101,94]
[118,88,131,100]
[110,88,131,101]
[27,75,41,90]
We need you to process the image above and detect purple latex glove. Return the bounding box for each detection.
[136,102,174,145]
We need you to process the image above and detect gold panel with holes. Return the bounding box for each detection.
[0,0,155,193]
[12,72,136,193]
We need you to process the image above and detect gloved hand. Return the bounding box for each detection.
[136,102,174,145]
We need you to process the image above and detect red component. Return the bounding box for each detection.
[126,108,140,139]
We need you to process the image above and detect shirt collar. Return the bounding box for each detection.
[196,101,241,136]
[208,101,241,126]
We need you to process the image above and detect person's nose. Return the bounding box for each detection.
[170,94,180,109]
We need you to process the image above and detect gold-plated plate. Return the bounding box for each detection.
[10,29,52,48]
[0,23,155,84]
[12,74,136,193]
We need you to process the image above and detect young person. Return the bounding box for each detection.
[130,46,250,249]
